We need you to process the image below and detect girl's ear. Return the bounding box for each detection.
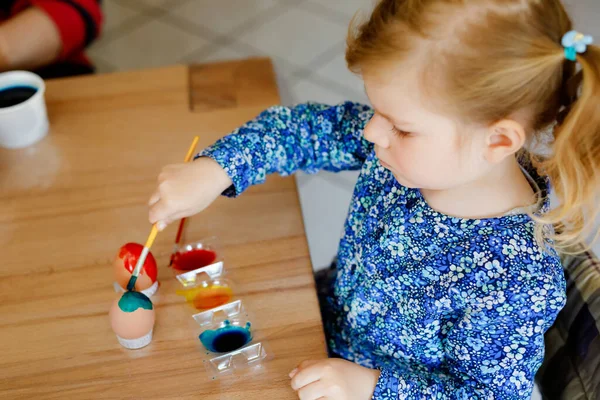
[484,119,526,163]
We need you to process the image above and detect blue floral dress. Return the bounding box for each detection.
[199,102,567,399]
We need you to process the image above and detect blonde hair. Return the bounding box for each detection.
[347,0,600,252]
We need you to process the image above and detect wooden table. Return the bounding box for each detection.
[0,59,327,399]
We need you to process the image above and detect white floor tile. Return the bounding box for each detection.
[189,46,254,64]
[344,89,370,105]
[92,19,210,71]
[323,169,360,190]
[314,44,366,96]
[91,57,116,74]
[296,172,356,270]
[128,0,181,8]
[295,75,369,105]
[563,0,600,39]
[238,7,348,69]
[289,79,350,106]
[102,0,140,32]
[307,0,374,18]
[189,43,298,77]
[170,0,280,35]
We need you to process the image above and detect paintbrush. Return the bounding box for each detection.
[169,218,187,267]
[168,137,200,267]
[126,136,200,291]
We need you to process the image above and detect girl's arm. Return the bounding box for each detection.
[149,101,373,229]
[198,101,374,197]
[373,242,566,400]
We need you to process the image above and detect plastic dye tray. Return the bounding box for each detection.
[176,262,234,311]
[194,301,252,354]
[171,237,220,273]
[205,342,269,375]
[176,261,225,288]
[192,300,270,376]
[177,278,234,311]
[192,299,246,327]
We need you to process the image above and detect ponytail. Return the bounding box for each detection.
[535,46,600,251]
[345,0,598,252]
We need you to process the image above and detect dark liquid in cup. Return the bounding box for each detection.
[0,86,37,108]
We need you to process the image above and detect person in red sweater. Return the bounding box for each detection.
[0,0,103,79]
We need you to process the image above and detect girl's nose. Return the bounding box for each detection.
[363,114,391,149]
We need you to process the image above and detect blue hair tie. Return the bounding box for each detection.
[562,30,593,61]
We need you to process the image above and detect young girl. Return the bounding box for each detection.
[149,1,600,398]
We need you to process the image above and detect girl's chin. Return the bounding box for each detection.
[391,171,420,189]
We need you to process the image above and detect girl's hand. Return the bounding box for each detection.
[289,359,380,400]
[148,157,232,230]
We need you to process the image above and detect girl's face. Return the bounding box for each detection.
[363,70,492,190]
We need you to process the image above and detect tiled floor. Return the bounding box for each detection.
[92,0,600,272]
[90,0,600,272]
[89,0,371,272]
[90,1,600,399]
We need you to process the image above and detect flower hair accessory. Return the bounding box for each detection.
[562,30,593,61]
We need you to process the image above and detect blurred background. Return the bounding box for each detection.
[89,0,600,275]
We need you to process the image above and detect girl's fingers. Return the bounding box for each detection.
[148,190,161,206]
[297,381,327,400]
[156,208,193,231]
[290,360,319,379]
[149,199,169,225]
[291,361,323,391]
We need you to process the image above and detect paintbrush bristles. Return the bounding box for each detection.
[127,246,151,290]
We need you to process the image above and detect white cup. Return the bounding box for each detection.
[0,71,49,149]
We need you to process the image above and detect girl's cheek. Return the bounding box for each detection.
[388,145,405,166]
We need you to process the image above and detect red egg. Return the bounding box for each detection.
[114,243,158,296]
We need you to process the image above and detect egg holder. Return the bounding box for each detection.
[170,237,221,276]
[191,299,270,377]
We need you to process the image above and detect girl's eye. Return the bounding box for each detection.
[390,126,411,137]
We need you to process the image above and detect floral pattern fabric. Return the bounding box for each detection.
[199,102,567,400]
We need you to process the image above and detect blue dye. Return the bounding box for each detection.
[118,290,153,312]
[0,86,37,108]
[199,320,252,353]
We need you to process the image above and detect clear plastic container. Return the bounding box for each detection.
[191,300,270,377]
[171,237,221,273]
[176,278,234,311]
[205,342,269,376]
[192,299,246,326]
[175,261,225,288]
[175,261,235,311]
[193,300,252,351]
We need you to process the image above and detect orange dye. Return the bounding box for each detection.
[176,284,233,310]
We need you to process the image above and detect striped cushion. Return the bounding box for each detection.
[536,247,600,399]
